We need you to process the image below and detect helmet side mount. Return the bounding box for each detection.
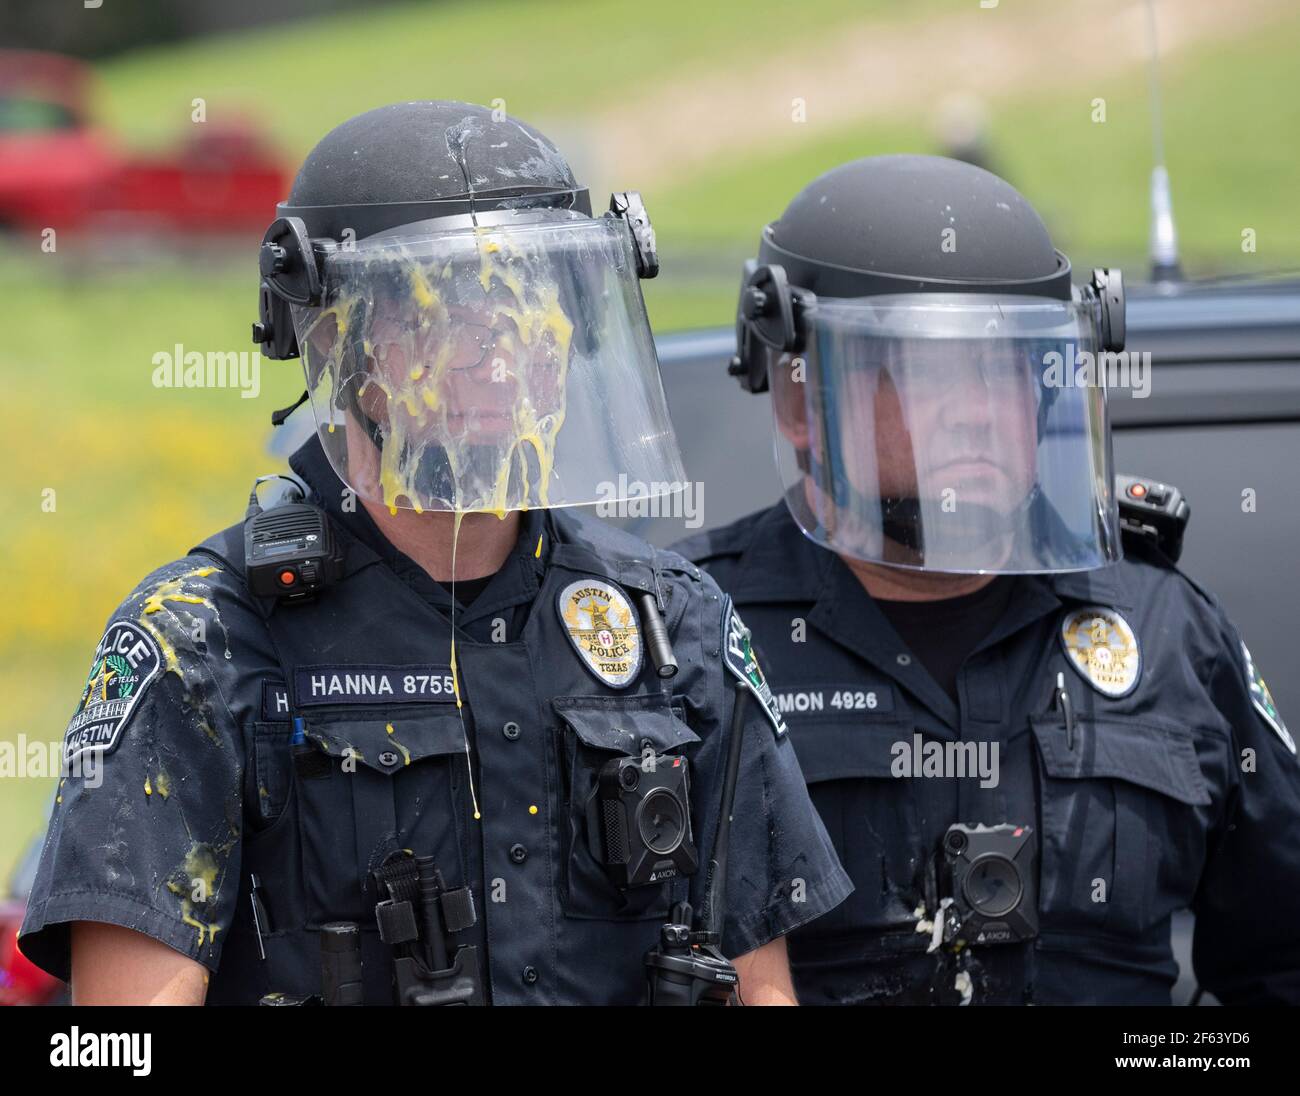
[1087,267,1126,352]
[253,217,322,361]
[608,191,659,279]
[728,262,811,394]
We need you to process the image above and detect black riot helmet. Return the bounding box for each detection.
[732,154,1127,575]
[251,101,682,516]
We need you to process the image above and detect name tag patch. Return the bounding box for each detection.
[770,684,895,717]
[262,682,292,721]
[293,665,457,706]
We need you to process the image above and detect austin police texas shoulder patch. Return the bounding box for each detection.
[1058,605,1141,698]
[558,579,643,688]
[65,620,163,765]
[1240,642,1295,754]
[723,599,787,739]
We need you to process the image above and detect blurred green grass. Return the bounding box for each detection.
[1,264,305,876]
[4,1,1299,880]
[96,0,963,154]
[648,6,1300,271]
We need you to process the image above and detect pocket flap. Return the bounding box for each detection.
[788,720,903,783]
[552,694,700,754]
[304,713,466,775]
[1030,715,1211,806]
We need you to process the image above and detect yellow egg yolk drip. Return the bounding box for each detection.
[348,231,574,516]
[137,566,223,676]
[166,843,223,949]
[134,565,227,745]
[301,231,581,827]
[447,509,482,821]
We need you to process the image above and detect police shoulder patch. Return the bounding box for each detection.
[1058,605,1141,698]
[1240,642,1295,754]
[723,599,787,739]
[65,620,163,765]
[558,578,643,688]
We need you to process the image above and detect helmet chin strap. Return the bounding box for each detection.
[805,451,1039,567]
[878,495,924,554]
[341,373,521,512]
[411,440,456,507]
[809,450,927,557]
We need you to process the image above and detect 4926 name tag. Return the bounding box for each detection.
[293,665,457,707]
[771,684,895,717]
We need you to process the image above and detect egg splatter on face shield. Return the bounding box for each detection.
[291,212,685,514]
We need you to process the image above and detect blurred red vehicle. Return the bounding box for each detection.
[0,49,286,235]
[0,839,63,1006]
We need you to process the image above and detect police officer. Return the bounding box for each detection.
[19,102,850,1005]
[676,154,1300,1005]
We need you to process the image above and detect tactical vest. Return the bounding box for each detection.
[193,506,720,1005]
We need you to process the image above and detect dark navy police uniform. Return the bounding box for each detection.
[677,502,1300,1005]
[20,442,850,1004]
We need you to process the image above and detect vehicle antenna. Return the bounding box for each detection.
[1145,0,1182,282]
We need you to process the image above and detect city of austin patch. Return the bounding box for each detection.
[723,599,787,739]
[64,620,163,764]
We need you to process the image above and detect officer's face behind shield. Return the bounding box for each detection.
[769,294,1119,574]
[291,205,686,514]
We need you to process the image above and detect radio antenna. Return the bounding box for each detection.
[1145,0,1182,282]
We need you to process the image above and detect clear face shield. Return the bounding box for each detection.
[766,293,1120,574]
[287,203,685,514]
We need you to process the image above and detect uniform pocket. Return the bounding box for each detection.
[252,722,294,824]
[552,694,700,921]
[787,716,927,942]
[1031,714,1211,937]
[294,712,468,926]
